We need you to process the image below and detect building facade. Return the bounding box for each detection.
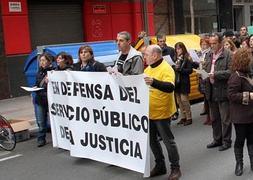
[0,0,155,99]
[233,0,253,31]
[0,0,235,100]
[154,0,233,35]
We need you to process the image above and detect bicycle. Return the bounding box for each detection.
[0,114,16,151]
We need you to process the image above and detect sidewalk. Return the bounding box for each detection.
[0,95,36,129]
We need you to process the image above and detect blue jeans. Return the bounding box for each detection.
[34,103,48,143]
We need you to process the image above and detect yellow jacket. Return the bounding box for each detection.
[144,60,177,120]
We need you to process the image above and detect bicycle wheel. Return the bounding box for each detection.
[0,115,16,151]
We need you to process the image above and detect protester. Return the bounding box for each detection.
[157,34,175,59]
[198,37,212,125]
[35,52,54,147]
[110,31,143,75]
[144,44,181,180]
[73,45,106,72]
[249,35,253,52]
[228,48,253,176]
[174,42,193,126]
[223,38,237,54]
[157,34,178,120]
[223,30,234,41]
[239,25,249,43]
[55,51,73,71]
[134,31,150,47]
[203,33,232,151]
[241,37,250,49]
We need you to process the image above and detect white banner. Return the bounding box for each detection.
[47,71,150,177]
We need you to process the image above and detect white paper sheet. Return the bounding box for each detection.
[188,49,200,62]
[163,55,175,66]
[21,86,44,92]
[193,69,209,79]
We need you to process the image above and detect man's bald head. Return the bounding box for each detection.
[144,45,163,65]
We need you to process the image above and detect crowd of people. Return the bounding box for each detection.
[34,28,253,179]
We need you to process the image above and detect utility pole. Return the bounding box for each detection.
[141,0,149,34]
[190,0,195,34]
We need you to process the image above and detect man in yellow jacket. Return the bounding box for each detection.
[144,45,182,179]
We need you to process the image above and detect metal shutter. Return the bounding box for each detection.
[28,0,83,49]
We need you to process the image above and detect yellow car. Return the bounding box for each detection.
[135,34,203,101]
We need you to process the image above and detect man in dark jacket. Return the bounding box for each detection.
[157,34,175,59]
[203,33,232,151]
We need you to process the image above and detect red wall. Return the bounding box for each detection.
[84,0,154,42]
[1,0,31,55]
[0,0,154,55]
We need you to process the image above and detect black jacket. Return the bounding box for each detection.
[174,56,193,94]
[228,71,253,124]
[162,45,175,59]
[203,49,232,101]
[35,66,54,105]
[73,59,106,72]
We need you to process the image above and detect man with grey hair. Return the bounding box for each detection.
[114,31,144,75]
[144,44,182,179]
[203,33,232,151]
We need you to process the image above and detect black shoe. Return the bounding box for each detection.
[184,119,192,126]
[168,167,182,180]
[150,166,167,177]
[206,141,222,149]
[235,162,243,176]
[177,118,186,125]
[200,111,207,116]
[219,144,231,151]
[37,140,46,147]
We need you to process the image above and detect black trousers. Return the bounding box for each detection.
[150,119,180,169]
[234,123,253,149]
[209,101,232,145]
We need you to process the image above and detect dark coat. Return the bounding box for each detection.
[203,49,232,101]
[73,59,106,72]
[228,71,253,124]
[55,65,73,71]
[162,45,175,60]
[35,66,54,105]
[174,56,193,94]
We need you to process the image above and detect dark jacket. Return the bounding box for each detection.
[73,59,106,72]
[228,71,253,124]
[162,45,175,60]
[174,56,193,94]
[203,49,232,101]
[55,65,73,71]
[35,66,54,105]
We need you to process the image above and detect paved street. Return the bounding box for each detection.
[0,96,253,180]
